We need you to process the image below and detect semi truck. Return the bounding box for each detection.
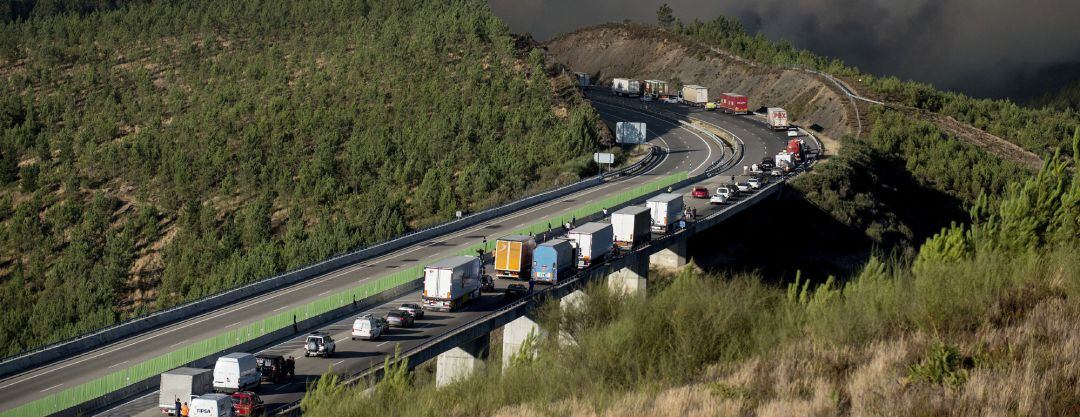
[159,367,213,415]
[767,107,789,130]
[681,85,709,107]
[786,139,805,161]
[611,206,651,250]
[719,93,749,114]
[494,235,536,280]
[567,222,613,268]
[532,239,575,284]
[647,193,684,234]
[611,78,641,97]
[422,256,483,311]
[643,80,669,98]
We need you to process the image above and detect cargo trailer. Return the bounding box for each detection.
[494,235,536,280]
[643,80,669,98]
[647,193,684,234]
[159,367,213,415]
[719,93,749,114]
[422,256,483,311]
[612,78,641,97]
[611,206,651,250]
[567,222,614,268]
[767,107,788,130]
[532,239,575,284]
[681,85,709,107]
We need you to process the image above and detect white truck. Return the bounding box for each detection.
[567,222,614,268]
[422,256,482,312]
[611,206,651,250]
[159,367,213,415]
[681,85,709,107]
[611,78,641,97]
[190,393,235,417]
[647,193,685,234]
[775,151,796,171]
[767,107,789,130]
[213,352,260,393]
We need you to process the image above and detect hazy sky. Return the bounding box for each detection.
[488,0,1080,100]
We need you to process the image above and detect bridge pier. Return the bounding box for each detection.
[558,290,587,346]
[650,239,687,271]
[502,314,545,369]
[608,252,648,295]
[435,334,489,386]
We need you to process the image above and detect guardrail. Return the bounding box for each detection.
[1,150,668,417]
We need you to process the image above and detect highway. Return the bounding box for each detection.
[0,91,746,415]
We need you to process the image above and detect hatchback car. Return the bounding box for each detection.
[505,283,529,300]
[736,182,751,192]
[385,311,415,328]
[709,194,726,205]
[716,186,734,199]
[748,177,762,189]
[398,303,424,319]
[691,187,709,198]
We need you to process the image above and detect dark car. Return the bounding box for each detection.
[480,274,496,292]
[385,310,415,328]
[759,158,775,170]
[504,283,529,300]
[254,354,294,383]
[398,303,424,319]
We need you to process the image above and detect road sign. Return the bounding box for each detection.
[593,152,614,164]
[616,122,646,144]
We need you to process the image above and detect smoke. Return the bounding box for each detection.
[488,0,1080,101]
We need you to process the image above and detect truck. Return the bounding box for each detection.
[775,151,795,171]
[643,79,669,98]
[532,239,575,284]
[159,367,213,415]
[190,393,235,417]
[767,107,788,130]
[647,193,684,234]
[611,78,641,97]
[567,222,614,268]
[786,138,805,161]
[422,256,482,311]
[213,353,260,393]
[719,93,749,114]
[611,206,651,250]
[681,85,709,107]
[494,235,536,280]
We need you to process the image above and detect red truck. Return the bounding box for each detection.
[786,139,805,161]
[718,93,749,114]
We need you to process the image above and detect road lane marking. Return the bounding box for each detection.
[376,341,389,347]
[170,340,187,347]
[331,360,344,367]
[40,383,62,392]
[108,360,128,369]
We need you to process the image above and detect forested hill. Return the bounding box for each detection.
[0,0,605,355]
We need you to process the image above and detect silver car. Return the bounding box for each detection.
[398,303,424,319]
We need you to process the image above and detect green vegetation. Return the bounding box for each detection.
[300,133,1080,417]
[1029,78,1080,112]
[0,0,604,356]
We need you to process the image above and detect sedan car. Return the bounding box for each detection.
[691,187,709,198]
[385,311,415,328]
[736,182,751,192]
[504,283,529,300]
[759,158,775,170]
[709,194,726,205]
[398,303,424,319]
[748,177,762,189]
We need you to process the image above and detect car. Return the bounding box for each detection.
[304,332,335,357]
[787,130,799,137]
[254,354,294,383]
[709,194,726,205]
[639,95,653,102]
[736,182,751,192]
[691,187,709,198]
[771,168,783,177]
[230,391,266,417]
[480,274,495,292]
[759,158,775,170]
[398,303,424,319]
[385,310,415,328]
[716,186,734,199]
[504,283,529,300]
[351,315,385,340]
[748,177,762,189]
[661,96,679,104]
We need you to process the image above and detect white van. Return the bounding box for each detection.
[213,353,260,393]
[190,393,235,417]
[352,316,385,340]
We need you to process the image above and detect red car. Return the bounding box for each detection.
[231,391,266,417]
[691,187,709,198]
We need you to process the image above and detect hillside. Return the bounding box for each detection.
[0,0,605,356]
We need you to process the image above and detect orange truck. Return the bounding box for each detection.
[494,235,536,280]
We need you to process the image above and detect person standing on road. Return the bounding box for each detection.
[602,208,609,218]
[175,398,181,416]
[181,402,190,417]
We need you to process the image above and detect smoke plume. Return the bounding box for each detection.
[488,0,1080,101]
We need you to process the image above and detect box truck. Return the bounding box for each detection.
[213,353,260,393]
[681,85,709,107]
[422,256,483,311]
[532,239,575,284]
[767,107,788,130]
[611,78,641,97]
[159,367,213,415]
[719,93,749,114]
[612,206,651,250]
[494,235,536,280]
[643,80,669,98]
[190,393,235,417]
[567,222,614,268]
[647,193,685,234]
